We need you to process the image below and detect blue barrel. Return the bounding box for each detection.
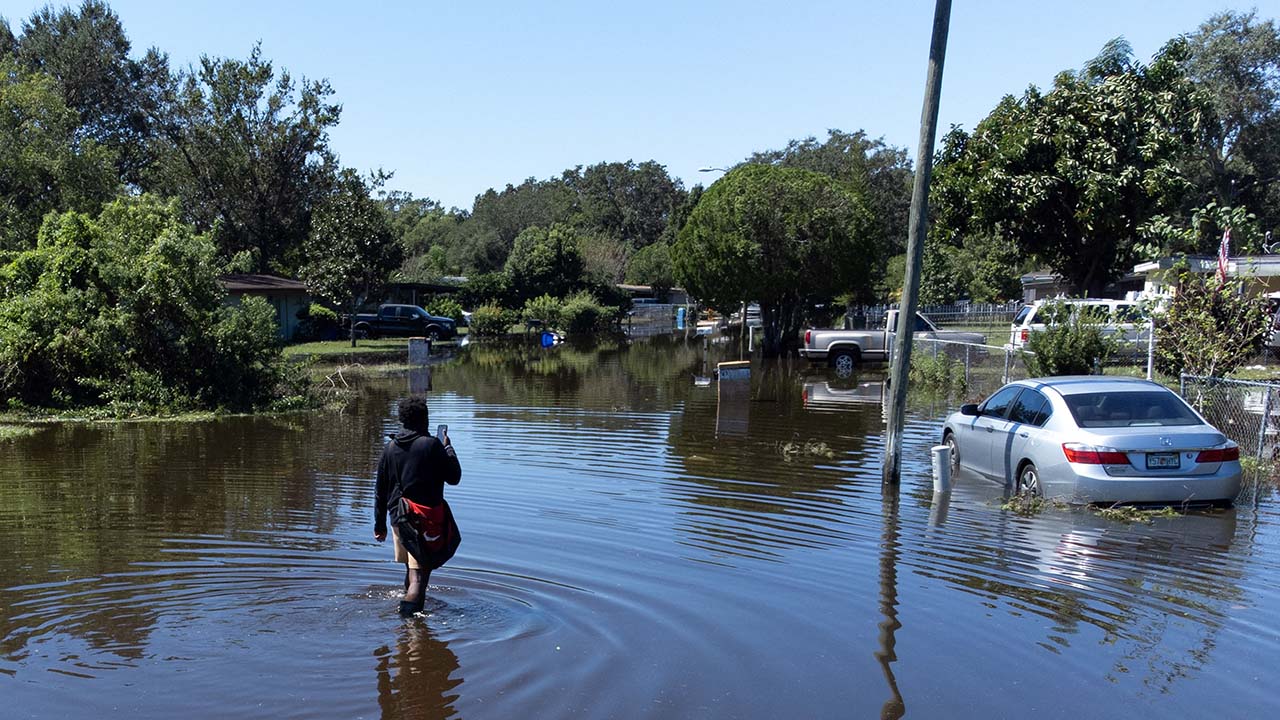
[540,331,556,348]
[676,306,686,329]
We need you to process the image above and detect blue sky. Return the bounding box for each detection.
[3,0,1278,208]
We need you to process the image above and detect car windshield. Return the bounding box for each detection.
[1013,306,1032,325]
[1063,391,1201,428]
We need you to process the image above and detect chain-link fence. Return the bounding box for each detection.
[624,303,684,337]
[911,338,1038,399]
[1179,374,1280,459]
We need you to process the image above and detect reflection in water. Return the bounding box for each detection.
[1,335,1278,717]
[876,488,905,720]
[374,618,462,720]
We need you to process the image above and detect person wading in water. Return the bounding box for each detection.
[374,396,462,616]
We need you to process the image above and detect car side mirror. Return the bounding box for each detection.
[960,403,980,417]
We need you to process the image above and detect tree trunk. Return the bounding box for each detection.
[349,299,358,348]
[760,300,803,358]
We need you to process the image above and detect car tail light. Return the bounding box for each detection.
[1062,443,1129,464]
[1020,329,1029,343]
[1195,445,1240,463]
[805,330,811,346]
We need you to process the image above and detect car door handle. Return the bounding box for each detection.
[1018,432,1029,438]
[985,427,993,433]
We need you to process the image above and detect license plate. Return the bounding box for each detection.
[1146,452,1180,469]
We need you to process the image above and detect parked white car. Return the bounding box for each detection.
[1009,298,1149,351]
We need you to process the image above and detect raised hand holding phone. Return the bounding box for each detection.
[437,424,449,446]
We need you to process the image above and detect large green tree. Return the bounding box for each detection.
[1184,10,1280,239]
[673,164,874,356]
[14,0,166,185]
[0,57,118,251]
[563,160,686,249]
[746,129,911,256]
[300,170,400,346]
[504,223,586,302]
[148,44,340,273]
[939,39,1206,296]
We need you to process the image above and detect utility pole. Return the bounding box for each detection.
[882,0,952,484]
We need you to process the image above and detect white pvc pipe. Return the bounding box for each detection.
[931,444,952,493]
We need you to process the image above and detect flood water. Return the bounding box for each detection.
[3,336,1279,718]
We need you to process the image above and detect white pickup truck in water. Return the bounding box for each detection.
[800,310,987,373]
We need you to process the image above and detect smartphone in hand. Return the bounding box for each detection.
[437,424,448,445]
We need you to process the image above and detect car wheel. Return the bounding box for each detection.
[830,349,860,378]
[943,432,960,473]
[354,324,373,340]
[1016,462,1042,498]
[427,327,441,341]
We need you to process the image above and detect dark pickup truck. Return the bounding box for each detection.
[350,304,458,340]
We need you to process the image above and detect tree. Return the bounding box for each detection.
[0,195,294,412]
[0,58,118,251]
[673,164,874,356]
[1155,273,1271,378]
[14,0,166,185]
[1186,11,1280,221]
[625,242,675,301]
[300,170,400,346]
[466,178,575,272]
[504,223,586,302]
[746,129,912,256]
[578,231,631,285]
[943,40,1205,296]
[563,160,686,249]
[148,44,340,273]
[0,18,15,57]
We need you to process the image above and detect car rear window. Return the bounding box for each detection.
[1063,391,1201,427]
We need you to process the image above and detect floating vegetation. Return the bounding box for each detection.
[0,424,39,442]
[1002,494,1047,516]
[779,439,836,462]
[1093,505,1181,524]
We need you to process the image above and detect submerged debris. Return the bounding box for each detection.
[779,439,836,461]
[1093,505,1180,524]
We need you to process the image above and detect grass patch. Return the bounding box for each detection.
[1092,504,1181,524]
[779,439,836,461]
[284,338,410,358]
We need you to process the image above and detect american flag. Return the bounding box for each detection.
[1217,227,1231,284]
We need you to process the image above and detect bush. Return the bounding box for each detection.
[909,351,967,395]
[560,291,619,335]
[0,196,299,414]
[469,304,514,336]
[1156,273,1271,377]
[521,294,561,327]
[457,272,514,309]
[426,296,465,324]
[1023,301,1112,376]
[294,302,340,341]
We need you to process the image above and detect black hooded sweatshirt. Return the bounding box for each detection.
[374,429,462,536]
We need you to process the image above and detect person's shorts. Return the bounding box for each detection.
[392,527,421,569]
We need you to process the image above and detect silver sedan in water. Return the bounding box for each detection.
[941,377,1242,505]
